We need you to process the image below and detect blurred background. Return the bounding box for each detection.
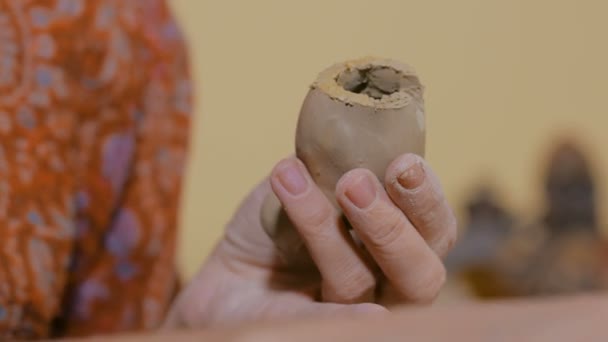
[169,0,608,300]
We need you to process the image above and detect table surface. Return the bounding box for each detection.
[70,293,608,341]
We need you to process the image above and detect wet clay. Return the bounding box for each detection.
[262,57,426,262]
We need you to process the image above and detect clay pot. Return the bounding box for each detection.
[262,57,426,262]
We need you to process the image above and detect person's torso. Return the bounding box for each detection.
[0,0,192,337]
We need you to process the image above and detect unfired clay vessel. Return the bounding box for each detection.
[262,57,426,262]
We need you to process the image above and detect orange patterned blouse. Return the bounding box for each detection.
[0,0,191,338]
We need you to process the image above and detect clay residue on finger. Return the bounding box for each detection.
[311,57,424,109]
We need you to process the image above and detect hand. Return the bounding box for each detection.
[163,154,457,329]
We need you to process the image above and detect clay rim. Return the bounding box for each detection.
[311,57,424,109]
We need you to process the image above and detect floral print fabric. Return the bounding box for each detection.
[0,0,191,338]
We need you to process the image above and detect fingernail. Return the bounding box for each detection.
[277,160,308,196]
[398,162,425,190]
[345,173,377,209]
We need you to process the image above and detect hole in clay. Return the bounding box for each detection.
[336,66,402,99]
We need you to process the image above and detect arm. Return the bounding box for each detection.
[56,1,193,335]
[0,1,192,338]
[0,46,77,342]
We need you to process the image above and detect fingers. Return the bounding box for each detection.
[385,154,458,258]
[270,157,376,304]
[336,169,446,303]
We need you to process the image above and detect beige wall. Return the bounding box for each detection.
[170,0,608,279]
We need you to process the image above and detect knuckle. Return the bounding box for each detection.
[444,214,459,249]
[411,192,444,225]
[409,262,446,304]
[326,271,376,303]
[299,203,335,235]
[430,212,459,257]
[364,211,404,248]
